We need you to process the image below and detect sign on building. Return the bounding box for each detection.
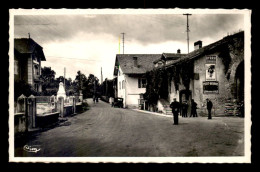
[205,55,217,81]
[203,81,219,94]
[205,64,216,81]
[206,55,216,64]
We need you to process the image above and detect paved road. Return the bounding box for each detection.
[15,99,244,157]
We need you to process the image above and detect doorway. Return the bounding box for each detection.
[235,61,244,102]
[179,90,192,116]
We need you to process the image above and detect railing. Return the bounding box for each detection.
[15,94,83,133]
[36,96,57,115]
[34,75,41,81]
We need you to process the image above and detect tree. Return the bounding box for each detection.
[41,67,58,95]
[41,67,56,82]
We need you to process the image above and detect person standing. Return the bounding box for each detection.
[190,99,198,117]
[93,94,96,104]
[206,98,213,119]
[182,101,188,118]
[170,98,180,125]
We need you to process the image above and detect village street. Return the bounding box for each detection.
[15,99,244,157]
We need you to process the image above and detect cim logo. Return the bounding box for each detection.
[23,145,41,153]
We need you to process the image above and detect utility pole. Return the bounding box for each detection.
[121,32,125,54]
[183,13,192,53]
[64,67,66,87]
[28,33,30,39]
[101,67,103,84]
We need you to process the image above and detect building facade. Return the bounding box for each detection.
[14,38,46,92]
[113,54,161,108]
[154,31,244,116]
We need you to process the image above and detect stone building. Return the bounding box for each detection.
[153,31,244,116]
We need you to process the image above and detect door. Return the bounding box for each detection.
[179,90,192,116]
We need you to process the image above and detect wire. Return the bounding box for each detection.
[46,56,102,61]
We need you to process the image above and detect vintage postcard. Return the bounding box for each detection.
[9,9,251,163]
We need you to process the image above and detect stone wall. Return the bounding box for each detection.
[193,52,230,116]
[167,33,244,117]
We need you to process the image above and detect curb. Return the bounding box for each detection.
[132,109,172,118]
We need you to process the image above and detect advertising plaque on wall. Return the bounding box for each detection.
[205,64,216,81]
[205,55,217,81]
[203,81,219,94]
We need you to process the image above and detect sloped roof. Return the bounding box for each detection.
[165,31,244,68]
[115,54,161,75]
[14,38,46,61]
[162,53,187,60]
[153,53,187,64]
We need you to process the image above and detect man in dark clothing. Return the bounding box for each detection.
[206,98,213,119]
[170,98,181,125]
[182,101,188,118]
[190,99,198,117]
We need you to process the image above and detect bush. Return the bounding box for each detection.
[14,81,37,101]
[81,102,89,111]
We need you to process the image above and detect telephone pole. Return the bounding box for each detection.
[101,67,103,84]
[183,13,192,53]
[121,32,125,54]
[64,67,66,87]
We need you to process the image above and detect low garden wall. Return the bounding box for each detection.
[14,94,83,135]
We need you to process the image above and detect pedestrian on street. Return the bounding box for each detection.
[206,98,213,119]
[190,99,198,117]
[96,95,99,103]
[170,98,181,125]
[93,94,96,104]
[182,101,188,118]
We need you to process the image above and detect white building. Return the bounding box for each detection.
[113,54,161,108]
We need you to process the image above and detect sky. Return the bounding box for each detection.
[13,11,245,82]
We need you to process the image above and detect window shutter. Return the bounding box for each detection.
[142,79,146,88]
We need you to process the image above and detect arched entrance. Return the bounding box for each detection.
[235,61,244,102]
[179,90,192,116]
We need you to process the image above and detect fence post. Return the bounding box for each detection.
[57,96,64,118]
[16,94,28,133]
[27,95,37,129]
[17,94,27,113]
[72,96,76,114]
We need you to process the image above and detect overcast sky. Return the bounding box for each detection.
[14,11,244,82]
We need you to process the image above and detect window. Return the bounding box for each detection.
[34,84,38,91]
[122,80,125,89]
[138,78,147,88]
[34,65,39,76]
[119,81,121,90]
[14,60,18,75]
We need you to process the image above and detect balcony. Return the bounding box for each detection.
[33,74,42,82]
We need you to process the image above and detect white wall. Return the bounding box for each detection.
[125,75,146,108]
[117,66,146,108]
[117,67,126,107]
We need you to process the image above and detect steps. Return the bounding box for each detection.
[158,99,172,116]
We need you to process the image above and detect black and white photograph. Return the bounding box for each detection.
[9,9,251,163]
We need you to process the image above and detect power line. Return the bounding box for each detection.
[45,55,102,61]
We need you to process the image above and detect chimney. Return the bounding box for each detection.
[177,49,181,54]
[194,40,202,50]
[133,57,138,67]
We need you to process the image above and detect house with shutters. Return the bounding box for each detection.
[113,54,162,108]
[14,38,46,93]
